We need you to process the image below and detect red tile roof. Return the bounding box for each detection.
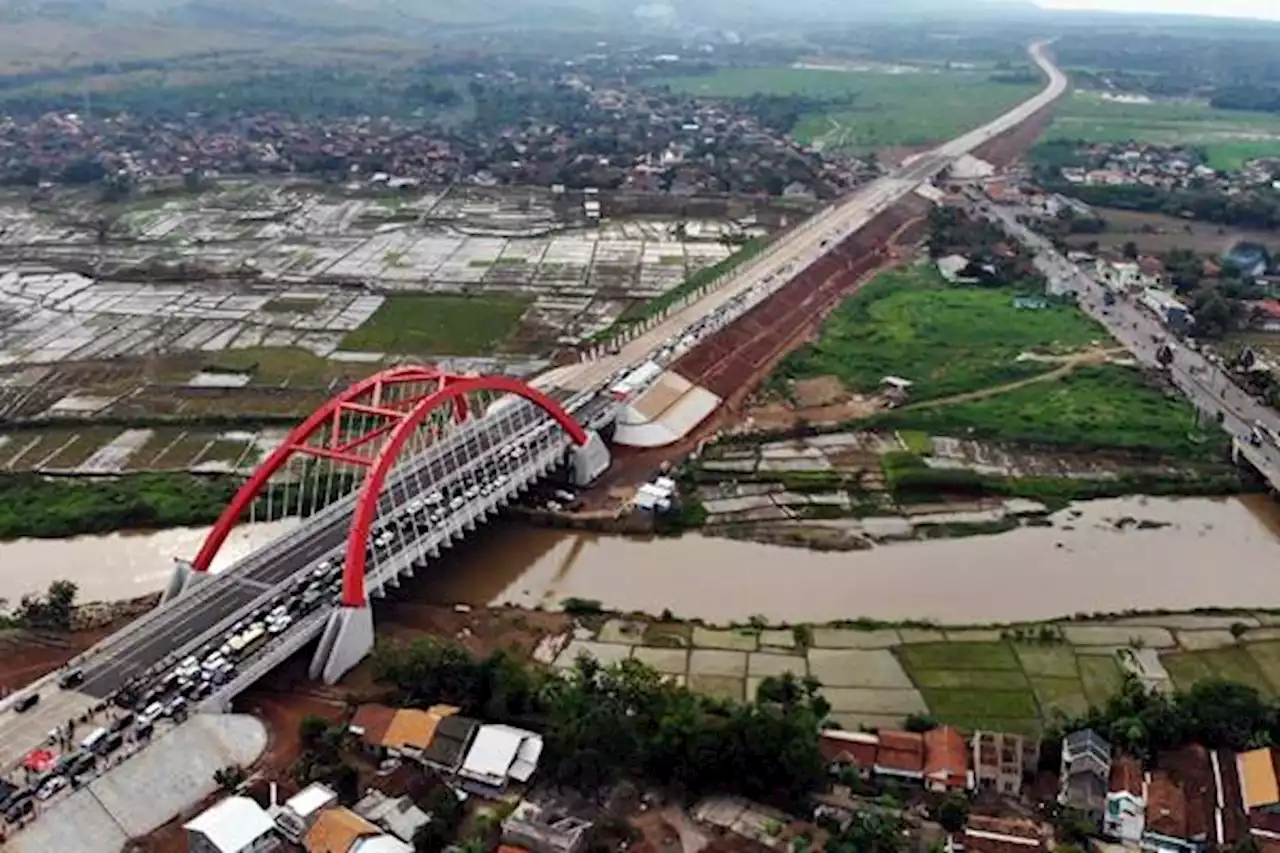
[819,731,878,768]
[924,726,969,789]
[1110,756,1144,795]
[877,730,925,774]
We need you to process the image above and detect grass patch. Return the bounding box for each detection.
[1078,654,1126,707]
[930,716,1043,737]
[1160,647,1276,697]
[44,428,122,469]
[872,365,1225,460]
[1030,676,1091,719]
[898,430,934,455]
[1014,644,1082,679]
[1244,641,1280,693]
[910,669,1029,690]
[261,297,322,313]
[651,65,1038,152]
[150,432,212,468]
[203,347,362,384]
[921,687,1041,721]
[342,294,532,356]
[775,265,1107,403]
[897,641,1021,672]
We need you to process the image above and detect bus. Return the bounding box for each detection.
[227,626,268,659]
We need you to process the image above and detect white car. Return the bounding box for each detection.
[407,498,424,515]
[37,776,67,800]
[424,491,444,506]
[138,702,165,726]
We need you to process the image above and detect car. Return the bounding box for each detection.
[268,616,292,635]
[165,697,188,719]
[67,751,96,777]
[424,491,444,506]
[36,776,66,801]
[57,668,85,689]
[14,693,39,713]
[407,498,424,515]
[138,701,165,726]
[4,795,34,823]
[135,721,155,741]
[449,497,465,511]
[100,732,124,755]
[109,712,134,733]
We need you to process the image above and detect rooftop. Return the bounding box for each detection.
[184,796,278,853]
[287,782,340,819]
[305,806,382,853]
[876,730,925,774]
[923,726,968,785]
[1238,747,1280,810]
[420,714,480,770]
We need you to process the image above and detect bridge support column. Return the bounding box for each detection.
[161,558,207,605]
[571,429,611,486]
[309,605,375,685]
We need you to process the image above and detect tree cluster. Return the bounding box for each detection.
[295,715,359,803]
[6,579,78,631]
[371,638,828,810]
[1044,182,1280,232]
[1058,675,1279,764]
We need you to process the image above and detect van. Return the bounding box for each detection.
[14,693,39,713]
[100,732,124,755]
[80,727,109,753]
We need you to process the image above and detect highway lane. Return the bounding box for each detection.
[986,201,1280,477]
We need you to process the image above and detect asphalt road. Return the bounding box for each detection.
[990,203,1280,477]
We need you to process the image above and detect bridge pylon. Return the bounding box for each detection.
[310,604,374,685]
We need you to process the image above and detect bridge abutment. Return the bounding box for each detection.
[310,605,375,685]
[571,429,611,486]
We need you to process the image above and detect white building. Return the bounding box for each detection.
[185,796,280,853]
[458,724,544,793]
[1104,789,1146,844]
[272,781,338,842]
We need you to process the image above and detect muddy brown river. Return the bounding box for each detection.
[3,496,1279,623]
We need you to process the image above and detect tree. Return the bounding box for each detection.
[904,713,939,733]
[936,793,970,833]
[1123,241,1140,260]
[213,764,246,793]
[413,787,466,853]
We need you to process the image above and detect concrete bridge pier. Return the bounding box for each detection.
[571,429,612,486]
[161,558,208,605]
[310,605,375,685]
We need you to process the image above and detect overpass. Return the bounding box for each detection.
[0,38,1069,776]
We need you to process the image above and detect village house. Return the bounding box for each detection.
[1059,729,1112,822]
[456,723,544,795]
[501,796,594,853]
[924,726,971,792]
[303,806,413,853]
[875,730,926,781]
[819,730,880,780]
[1105,756,1146,844]
[418,715,481,776]
[273,783,340,844]
[972,731,1038,796]
[185,796,280,853]
[352,789,432,846]
[349,704,461,761]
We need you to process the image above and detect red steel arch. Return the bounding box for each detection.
[341,375,587,607]
[192,367,588,597]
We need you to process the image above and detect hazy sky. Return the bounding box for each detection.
[1039,0,1280,21]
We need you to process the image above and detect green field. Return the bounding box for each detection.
[1045,90,1280,170]
[341,294,532,356]
[897,641,1021,671]
[775,265,1108,402]
[875,364,1222,459]
[649,66,1038,153]
[1160,647,1276,697]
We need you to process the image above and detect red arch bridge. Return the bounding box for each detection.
[76,366,613,696]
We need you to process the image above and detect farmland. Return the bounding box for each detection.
[539,610,1280,736]
[649,65,1039,154]
[1045,90,1280,169]
[340,294,534,356]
